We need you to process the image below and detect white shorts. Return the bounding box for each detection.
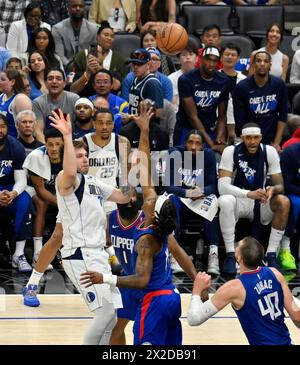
[62,247,122,312]
[235,197,273,226]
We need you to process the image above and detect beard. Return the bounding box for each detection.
[76,117,92,126]
[0,134,7,145]
[117,200,140,221]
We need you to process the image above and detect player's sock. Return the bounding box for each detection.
[13,240,26,258]
[266,227,284,254]
[27,269,44,287]
[280,235,291,251]
[33,237,43,256]
[209,245,218,255]
[221,228,235,253]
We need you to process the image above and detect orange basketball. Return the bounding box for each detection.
[156,23,189,56]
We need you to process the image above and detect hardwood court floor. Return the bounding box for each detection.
[0,294,299,345]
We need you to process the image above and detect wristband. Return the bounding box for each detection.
[103,273,117,286]
[106,245,115,257]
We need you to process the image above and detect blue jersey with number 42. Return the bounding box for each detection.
[234,266,291,345]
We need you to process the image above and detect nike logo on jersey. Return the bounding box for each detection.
[112,225,119,229]
[90,150,99,153]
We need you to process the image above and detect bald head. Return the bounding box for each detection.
[93,96,109,110]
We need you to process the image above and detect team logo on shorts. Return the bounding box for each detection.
[86,292,95,303]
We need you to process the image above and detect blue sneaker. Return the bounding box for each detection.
[223,252,237,275]
[265,253,282,272]
[23,285,40,307]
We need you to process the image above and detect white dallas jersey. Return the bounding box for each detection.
[56,173,114,258]
[83,132,120,187]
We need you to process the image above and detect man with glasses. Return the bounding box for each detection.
[32,68,79,143]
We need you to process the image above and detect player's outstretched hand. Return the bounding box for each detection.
[192,272,211,296]
[132,105,154,131]
[80,271,103,288]
[49,109,72,136]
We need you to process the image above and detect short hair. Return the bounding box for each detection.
[16,110,37,124]
[0,113,8,126]
[91,68,113,85]
[253,51,271,63]
[93,107,114,122]
[44,128,63,141]
[6,57,22,68]
[202,24,221,36]
[185,129,202,143]
[73,139,88,152]
[44,68,65,81]
[287,114,300,135]
[222,43,241,56]
[242,122,260,130]
[4,69,25,94]
[239,236,264,269]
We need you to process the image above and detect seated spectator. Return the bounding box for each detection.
[121,47,173,103]
[163,129,221,274]
[23,128,64,269]
[233,0,277,4]
[0,68,32,138]
[249,24,289,81]
[72,97,95,139]
[136,0,176,33]
[33,68,79,143]
[89,0,137,33]
[6,2,51,56]
[168,43,198,110]
[70,21,127,96]
[6,57,22,71]
[26,51,49,100]
[282,114,300,150]
[140,29,176,75]
[0,51,12,71]
[0,114,32,273]
[220,43,246,144]
[52,0,98,67]
[19,70,31,98]
[290,50,300,84]
[39,0,69,27]
[19,27,63,70]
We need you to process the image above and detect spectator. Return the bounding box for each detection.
[168,43,198,110]
[164,130,221,274]
[290,50,300,84]
[220,43,246,144]
[121,47,173,102]
[218,123,291,274]
[6,57,22,71]
[33,68,79,143]
[89,0,137,33]
[26,51,49,100]
[6,2,51,56]
[0,48,11,71]
[0,114,32,273]
[160,99,176,147]
[140,28,176,75]
[39,0,69,27]
[0,68,32,138]
[19,27,63,70]
[136,0,176,33]
[70,21,127,96]
[249,24,289,81]
[0,0,30,48]
[52,0,98,67]
[282,114,300,150]
[174,46,230,152]
[233,51,288,151]
[72,97,95,139]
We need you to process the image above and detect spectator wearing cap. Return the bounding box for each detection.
[233,50,288,152]
[121,47,173,103]
[72,97,95,139]
[52,0,98,67]
[70,20,128,97]
[174,46,230,153]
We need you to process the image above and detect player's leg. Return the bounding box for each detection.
[109,317,130,345]
[265,194,290,269]
[23,222,63,307]
[165,289,182,345]
[204,216,221,276]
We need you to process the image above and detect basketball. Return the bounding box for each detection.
[156,23,189,55]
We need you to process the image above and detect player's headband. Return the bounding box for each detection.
[241,127,262,136]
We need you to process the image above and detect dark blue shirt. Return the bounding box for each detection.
[233,75,288,144]
[280,142,300,196]
[177,69,230,133]
[0,135,26,186]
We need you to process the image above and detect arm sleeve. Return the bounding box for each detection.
[13,169,27,195]
[218,176,249,198]
[6,22,18,52]
[187,296,218,326]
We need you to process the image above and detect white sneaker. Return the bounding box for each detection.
[207,253,220,276]
[33,253,53,271]
[170,255,184,274]
[12,255,32,273]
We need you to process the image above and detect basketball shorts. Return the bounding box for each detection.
[133,287,182,345]
[235,197,273,225]
[117,287,142,321]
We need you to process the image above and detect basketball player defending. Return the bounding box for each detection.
[47,109,134,345]
[187,236,300,345]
